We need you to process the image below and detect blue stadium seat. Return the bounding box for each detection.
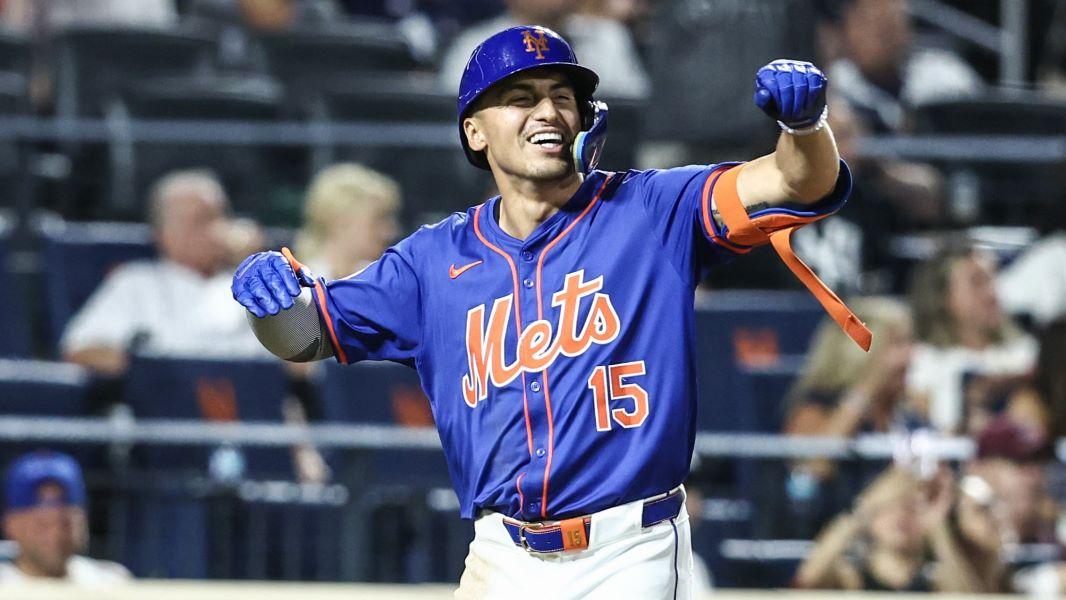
[123,355,291,478]
[694,291,823,433]
[320,360,429,425]
[0,358,89,416]
[38,217,154,352]
[120,492,208,579]
[0,359,90,466]
[319,361,449,488]
[0,214,29,357]
[738,355,805,433]
[693,292,823,526]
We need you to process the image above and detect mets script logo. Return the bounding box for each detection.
[462,270,620,407]
[522,29,550,60]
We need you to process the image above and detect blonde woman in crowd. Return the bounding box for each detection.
[780,297,921,535]
[785,298,919,476]
[794,466,987,593]
[285,163,404,482]
[907,243,1037,435]
[293,163,402,279]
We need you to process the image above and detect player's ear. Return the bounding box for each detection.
[464,116,487,152]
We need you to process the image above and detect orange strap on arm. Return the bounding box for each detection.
[712,167,872,352]
[281,246,349,363]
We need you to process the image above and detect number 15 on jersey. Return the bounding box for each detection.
[587,360,649,432]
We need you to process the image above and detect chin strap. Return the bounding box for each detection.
[712,166,872,352]
[573,101,609,174]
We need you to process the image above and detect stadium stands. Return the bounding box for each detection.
[123,355,290,477]
[116,75,299,221]
[37,217,154,350]
[53,27,217,119]
[0,213,29,357]
[0,4,1061,590]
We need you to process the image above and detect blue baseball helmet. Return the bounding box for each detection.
[457,26,602,170]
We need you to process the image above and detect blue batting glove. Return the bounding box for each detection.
[754,59,828,130]
[231,249,306,318]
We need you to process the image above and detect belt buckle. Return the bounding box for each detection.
[516,524,537,553]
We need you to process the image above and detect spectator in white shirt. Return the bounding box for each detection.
[438,0,650,100]
[906,243,1037,434]
[1,452,131,584]
[60,169,269,376]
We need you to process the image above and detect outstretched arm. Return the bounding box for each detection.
[735,60,841,212]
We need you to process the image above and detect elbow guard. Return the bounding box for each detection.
[247,288,334,362]
[710,165,872,352]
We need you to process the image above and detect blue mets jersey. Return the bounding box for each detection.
[313,162,852,521]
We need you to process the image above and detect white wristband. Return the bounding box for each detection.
[778,106,829,136]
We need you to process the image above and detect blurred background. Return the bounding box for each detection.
[0,0,1065,596]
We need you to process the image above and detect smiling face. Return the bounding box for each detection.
[463,69,583,184]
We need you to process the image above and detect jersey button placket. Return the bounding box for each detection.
[518,244,545,520]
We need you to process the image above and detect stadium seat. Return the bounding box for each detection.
[694,291,823,432]
[0,358,91,467]
[693,293,823,532]
[0,214,29,357]
[112,75,302,223]
[0,358,89,416]
[738,355,805,433]
[252,26,419,112]
[122,355,291,478]
[315,74,488,224]
[912,91,1066,226]
[914,91,1066,135]
[51,27,218,218]
[0,29,31,114]
[120,491,209,579]
[319,361,450,488]
[53,27,217,119]
[37,217,155,352]
[320,361,453,583]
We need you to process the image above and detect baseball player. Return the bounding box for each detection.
[232,26,870,599]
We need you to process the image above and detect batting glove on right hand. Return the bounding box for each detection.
[232,248,313,318]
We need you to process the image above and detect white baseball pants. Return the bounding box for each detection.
[455,491,694,600]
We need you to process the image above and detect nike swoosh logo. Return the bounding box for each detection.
[449,260,483,279]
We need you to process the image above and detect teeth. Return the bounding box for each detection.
[530,132,564,145]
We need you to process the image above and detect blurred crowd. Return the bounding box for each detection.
[1,0,1065,591]
[775,248,1066,594]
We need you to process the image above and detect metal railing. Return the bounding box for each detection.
[0,116,1061,165]
[3,416,1064,461]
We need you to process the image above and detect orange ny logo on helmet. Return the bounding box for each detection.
[522,29,550,60]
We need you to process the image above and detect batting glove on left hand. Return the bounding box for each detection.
[754,59,828,131]
[232,247,314,318]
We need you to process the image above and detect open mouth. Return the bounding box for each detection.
[527,131,566,152]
